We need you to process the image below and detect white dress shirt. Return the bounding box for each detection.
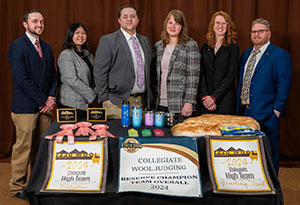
[25,32,40,51]
[243,41,270,80]
[120,28,145,94]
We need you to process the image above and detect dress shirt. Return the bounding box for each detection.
[120,28,145,94]
[243,41,270,80]
[25,32,40,51]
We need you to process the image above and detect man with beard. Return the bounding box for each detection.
[237,18,292,175]
[8,10,57,200]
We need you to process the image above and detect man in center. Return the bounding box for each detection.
[94,5,153,118]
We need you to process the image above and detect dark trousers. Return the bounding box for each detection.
[243,106,280,175]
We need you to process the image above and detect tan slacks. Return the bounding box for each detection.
[9,112,51,195]
[103,95,144,119]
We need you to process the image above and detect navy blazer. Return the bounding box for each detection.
[237,43,292,121]
[8,34,58,113]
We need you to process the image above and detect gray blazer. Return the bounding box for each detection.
[57,49,97,110]
[94,30,153,109]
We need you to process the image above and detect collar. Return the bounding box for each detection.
[120,28,137,41]
[25,31,40,46]
[252,41,270,54]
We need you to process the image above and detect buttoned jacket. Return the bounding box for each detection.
[8,34,58,113]
[237,43,292,121]
[94,30,153,109]
[200,43,239,114]
[57,49,97,110]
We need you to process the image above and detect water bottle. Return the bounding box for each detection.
[121,100,130,127]
[132,106,142,127]
[155,111,165,127]
[145,111,154,126]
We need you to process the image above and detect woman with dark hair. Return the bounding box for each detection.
[56,23,97,118]
[153,9,200,122]
[199,11,239,114]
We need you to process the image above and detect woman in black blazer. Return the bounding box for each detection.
[199,11,239,114]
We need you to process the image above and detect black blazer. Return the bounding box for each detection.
[199,43,239,114]
[8,34,58,113]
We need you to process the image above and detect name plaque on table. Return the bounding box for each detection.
[206,135,275,195]
[118,137,202,198]
[56,108,77,123]
[40,138,108,193]
[87,108,107,122]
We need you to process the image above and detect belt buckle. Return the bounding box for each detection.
[131,93,139,97]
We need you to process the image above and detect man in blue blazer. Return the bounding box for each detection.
[94,5,153,119]
[237,18,292,175]
[8,10,57,200]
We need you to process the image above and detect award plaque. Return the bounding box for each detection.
[56,108,77,123]
[87,108,107,122]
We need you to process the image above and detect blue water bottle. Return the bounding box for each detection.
[155,111,165,127]
[132,106,142,127]
[121,100,130,127]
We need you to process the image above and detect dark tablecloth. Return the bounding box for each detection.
[27,119,283,205]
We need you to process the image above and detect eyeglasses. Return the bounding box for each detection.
[250,30,269,34]
[215,21,229,26]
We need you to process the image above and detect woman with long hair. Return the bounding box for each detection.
[153,9,200,122]
[199,11,239,114]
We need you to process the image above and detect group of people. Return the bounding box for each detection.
[8,5,291,201]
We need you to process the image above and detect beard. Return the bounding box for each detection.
[251,36,269,47]
[28,26,43,37]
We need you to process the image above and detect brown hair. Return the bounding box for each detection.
[161,9,191,47]
[22,9,43,23]
[118,5,138,18]
[206,11,238,47]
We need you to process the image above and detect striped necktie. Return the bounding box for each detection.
[35,39,43,59]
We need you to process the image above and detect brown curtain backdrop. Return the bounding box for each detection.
[1,0,299,160]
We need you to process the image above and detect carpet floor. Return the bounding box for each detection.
[0,162,299,205]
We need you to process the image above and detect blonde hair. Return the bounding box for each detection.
[251,18,270,30]
[161,9,191,47]
[206,11,238,47]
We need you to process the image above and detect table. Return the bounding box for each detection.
[27,119,283,205]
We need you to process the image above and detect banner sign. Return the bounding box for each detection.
[206,136,275,195]
[118,137,202,198]
[41,138,108,193]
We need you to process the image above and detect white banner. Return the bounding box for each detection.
[207,136,275,195]
[41,139,108,193]
[118,137,202,198]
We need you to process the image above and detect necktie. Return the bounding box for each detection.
[130,36,144,88]
[241,50,261,105]
[35,39,43,59]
